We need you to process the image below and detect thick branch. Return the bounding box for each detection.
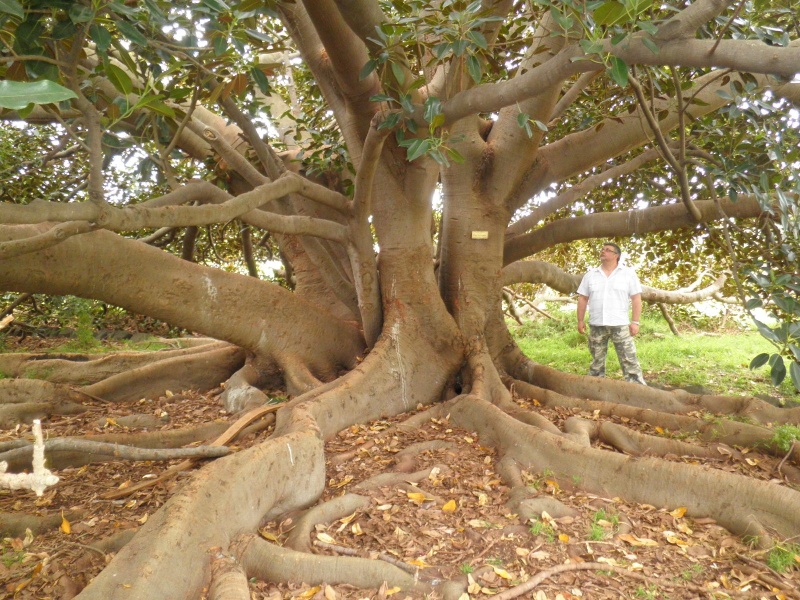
[503,194,769,265]
[501,260,727,304]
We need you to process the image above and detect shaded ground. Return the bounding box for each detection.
[1,336,799,599]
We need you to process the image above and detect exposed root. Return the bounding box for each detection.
[0,401,88,427]
[518,363,800,426]
[0,340,228,385]
[0,439,231,472]
[595,419,737,459]
[209,554,250,600]
[0,509,85,537]
[284,493,371,552]
[232,533,431,592]
[355,465,450,493]
[80,345,246,402]
[513,379,787,454]
[0,378,88,405]
[444,394,800,547]
[312,540,423,576]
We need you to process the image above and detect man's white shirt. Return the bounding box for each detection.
[577,265,642,326]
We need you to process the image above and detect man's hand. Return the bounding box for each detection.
[577,321,586,334]
[629,322,640,336]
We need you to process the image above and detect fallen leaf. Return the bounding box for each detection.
[324,584,337,600]
[442,500,457,513]
[558,533,570,543]
[60,512,71,535]
[407,491,427,504]
[298,586,321,599]
[259,529,280,542]
[351,522,363,535]
[316,532,336,544]
[492,566,513,579]
[617,533,659,547]
[670,507,687,518]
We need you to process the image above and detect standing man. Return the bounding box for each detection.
[576,242,646,385]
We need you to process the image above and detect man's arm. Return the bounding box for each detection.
[629,293,642,336]
[577,295,588,334]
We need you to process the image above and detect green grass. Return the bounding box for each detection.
[509,306,798,403]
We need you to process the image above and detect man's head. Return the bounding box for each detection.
[600,242,621,265]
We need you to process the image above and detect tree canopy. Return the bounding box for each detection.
[1,0,800,598]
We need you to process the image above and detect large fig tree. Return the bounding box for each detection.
[1,0,799,597]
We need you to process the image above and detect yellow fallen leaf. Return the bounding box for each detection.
[385,587,402,596]
[298,586,321,599]
[670,507,687,518]
[409,558,429,567]
[407,492,427,504]
[558,533,570,543]
[351,522,363,535]
[478,493,488,506]
[545,479,560,492]
[60,512,71,535]
[745,458,759,466]
[324,584,337,600]
[259,529,280,542]
[442,500,457,513]
[332,476,353,489]
[666,535,689,547]
[655,426,665,434]
[492,566,513,579]
[467,574,481,594]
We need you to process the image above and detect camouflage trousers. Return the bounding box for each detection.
[587,325,646,385]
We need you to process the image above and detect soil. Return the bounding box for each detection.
[1,336,799,599]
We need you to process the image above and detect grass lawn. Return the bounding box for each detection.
[509,306,799,405]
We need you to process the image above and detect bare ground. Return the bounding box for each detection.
[1,337,799,600]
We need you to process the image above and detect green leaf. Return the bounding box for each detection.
[790,361,800,393]
[106,63,134,95]
[369,93,394,103]
[754,319,781,344]
[642,38,659,55]
[390,61,405,85]
[116,20,148,47]
[0,80,77,110]
[466,30,487,49]
[594,1,625,26]
[608,57,628,87]
[90,24,112,53]
[466,54,482,83]
[212,34,228,56]
[770,355,786,386]
[250,67,271,95]
[0,0,23,20]
[406,138,430,162]
[423,96,442,124]
[136,95,176,118]
[749,352,770,370]
[517,112,529,128]
[446,147,465,164]
[359,59,377,81]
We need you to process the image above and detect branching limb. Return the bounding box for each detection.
[501,260,726,305]
[0,221,96,259]
[503,194,771,264]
